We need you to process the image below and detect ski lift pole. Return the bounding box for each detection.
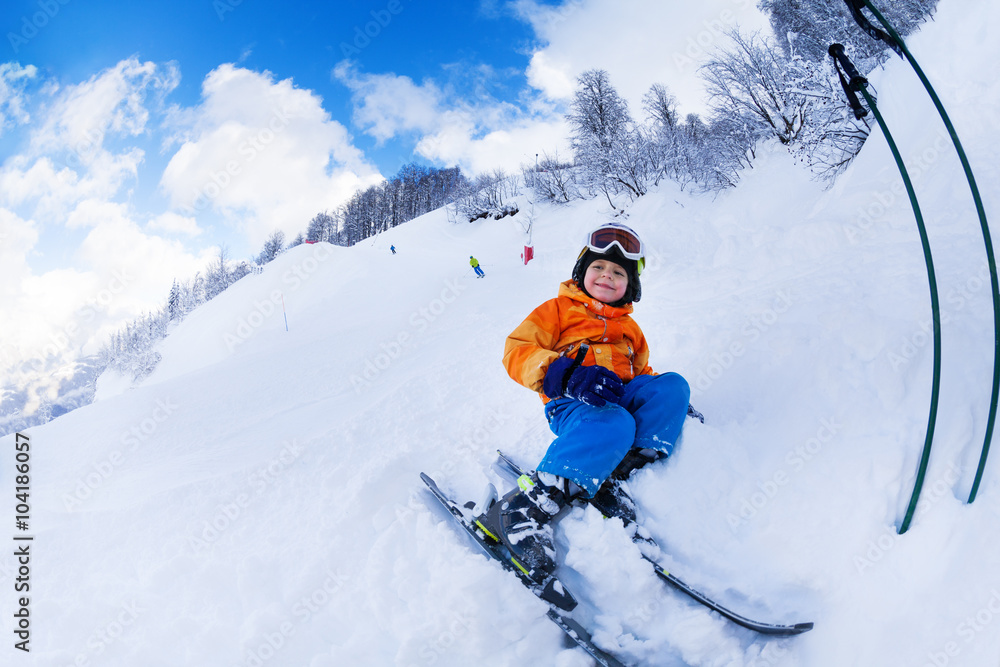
[845,0,1000,504]
[830,44,942,535]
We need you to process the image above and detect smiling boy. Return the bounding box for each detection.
[491,222,692,595]
[583,255,629,304]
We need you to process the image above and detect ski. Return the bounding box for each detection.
[641,557,813,636]
[493,450,814,636]
[545,609,628,667]
[419,472,630,667]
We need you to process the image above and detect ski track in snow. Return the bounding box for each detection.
[4,2,1000,665]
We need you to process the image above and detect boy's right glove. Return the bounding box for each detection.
[543,356,624,407]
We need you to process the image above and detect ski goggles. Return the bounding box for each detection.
[585,224,645,274]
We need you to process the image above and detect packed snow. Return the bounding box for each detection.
[4,1,1000,665]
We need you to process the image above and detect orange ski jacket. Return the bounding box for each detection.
[503,280,655,403]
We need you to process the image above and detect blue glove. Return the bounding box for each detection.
[566,365,625,406]
[543,356,624,407]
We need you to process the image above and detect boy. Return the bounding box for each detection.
[490,222,691,595]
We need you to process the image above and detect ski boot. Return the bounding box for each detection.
[609,447,666,482]
[589,476,638,525]
[481,472,575,603]
[589,448,666,540]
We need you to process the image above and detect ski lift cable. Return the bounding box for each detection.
[830,42,941,536]
[846,0,1000,507]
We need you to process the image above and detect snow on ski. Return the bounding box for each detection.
[492,449,814,636]
[419,472,630,667]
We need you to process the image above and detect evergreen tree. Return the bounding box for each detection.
[167,280,182,321]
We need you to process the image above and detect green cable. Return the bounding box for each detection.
[861,0,1000,504]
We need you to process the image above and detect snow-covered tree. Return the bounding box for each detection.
[327,165,467,243]
[643,83,683,186]
[229,260,253,283]
[306,211,336,243]
[256,230,286,265]
[100,310,167,382]
[167,280,182,321]
[187,272,205,312]
[758,0,939,63]
[204,245,232,301]
[785,53,872,180]
[523,152,581,204]
[453,169,520,222]
[568,69,650,205]
[701,29,808,146]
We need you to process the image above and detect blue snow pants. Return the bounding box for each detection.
[537,372,691,497]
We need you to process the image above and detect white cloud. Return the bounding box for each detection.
[1,57,177,226]
[148,211,202,236]
[515,0,772,117]
[415,111,571,175]
[65,197,132,229]
[522,50,576,100]
[335,61,571,175]
[333,62,443,143]
[0,208,39,315]
[0,62,37,133]
[159,64,384,247]
[30,57,178,164]
[0,150,145,226]
[0,205,94,377]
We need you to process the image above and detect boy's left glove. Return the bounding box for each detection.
[543,357,624,407]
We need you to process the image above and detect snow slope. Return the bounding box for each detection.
[4,2,1000,665]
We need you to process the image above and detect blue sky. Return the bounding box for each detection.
[0,0,769,387]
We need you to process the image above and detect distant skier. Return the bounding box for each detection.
[469,255,485,278]
[390,245,396,254]
[490,222,692,588]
